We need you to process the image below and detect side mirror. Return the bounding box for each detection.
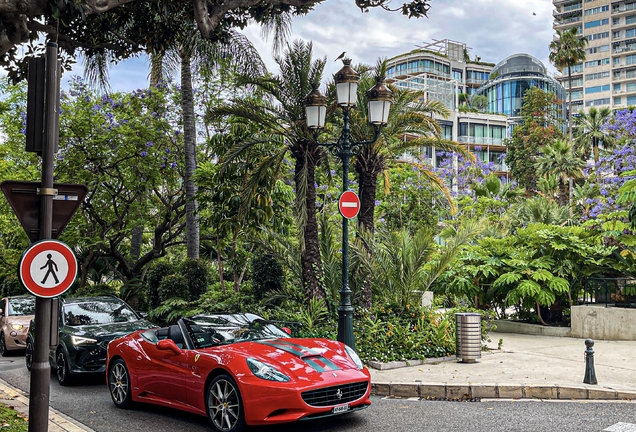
[157,338,183,355]
[282,327,292,335]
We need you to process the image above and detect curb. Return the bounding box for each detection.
[371,382,636,401]
[368,355,457,371]
[0,378,94,432]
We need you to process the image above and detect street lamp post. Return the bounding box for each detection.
[304,58,392,349]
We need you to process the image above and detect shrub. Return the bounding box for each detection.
[250,253,284,301]
[146,262,176,308]
[0,275,27,297]
[157,274,189,303]
[179,258,210,301]
[71,283,117,297]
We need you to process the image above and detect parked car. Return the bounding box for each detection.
[106,313,371,432]
[0,295,36,356]
[26,295,155,385]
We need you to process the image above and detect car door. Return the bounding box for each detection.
[134,333,189,405]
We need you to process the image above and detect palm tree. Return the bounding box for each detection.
[549,27,588,140]
[208,40,328,304]
[535,139,586,207]
[348,63,474,307]
[151,26,266,259]
[574,106,614,164]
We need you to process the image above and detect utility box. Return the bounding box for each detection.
[455,313,481,363]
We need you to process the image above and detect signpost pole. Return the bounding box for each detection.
[28,41,59,432]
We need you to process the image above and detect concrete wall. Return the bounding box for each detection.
[571,305,636,340]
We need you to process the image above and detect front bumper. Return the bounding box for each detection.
[238,374,372,426]
[67,341,109,374]
[4,327,29,351]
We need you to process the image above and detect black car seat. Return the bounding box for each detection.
[168,324,185,348]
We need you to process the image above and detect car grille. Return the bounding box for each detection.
[301,381,369,407]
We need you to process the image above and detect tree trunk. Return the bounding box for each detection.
[181,51,200,259]
[149,53,164,87]
[295,146,324,304]
[567,68,573,140]
[592,136,599,164]
[536,301,549,326]
[558,178,568,207]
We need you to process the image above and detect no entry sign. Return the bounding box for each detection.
[18,240,78,298]
[338,190,360,219]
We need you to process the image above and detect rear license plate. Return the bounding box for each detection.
[332,404,350,414]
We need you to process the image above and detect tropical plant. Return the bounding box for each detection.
[549,27,588,139]
[574,106,614,164]
[207,40,328,304]
[346,60,474,307]
[505,87,564,193]
[535,138,586,206]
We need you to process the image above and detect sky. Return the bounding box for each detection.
[64,0,556,92]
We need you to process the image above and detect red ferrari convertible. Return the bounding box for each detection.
[106,313,372,432]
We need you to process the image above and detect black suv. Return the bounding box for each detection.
[26,295,155,385]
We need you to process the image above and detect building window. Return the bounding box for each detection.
[627,95,636,105]
[585,85,610,94]
[615,96,622,104]
[585,71,610,80]
[589,31,609,40]
[584,5,608,15]
[584,18,609,28]
[627,15,636,25]
[585,98,610,106]
[584,58,610,67]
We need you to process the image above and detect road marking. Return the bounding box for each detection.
[605,423,636,431]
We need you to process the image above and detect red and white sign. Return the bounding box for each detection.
[338,190,360,219]
[18,240,78,298]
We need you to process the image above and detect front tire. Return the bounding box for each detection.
[0,333,7,357]
[25,338,33,371]
[206,374,246,432]
[56,349,74,386]
[108,359,133,408]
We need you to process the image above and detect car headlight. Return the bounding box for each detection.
[247,358,290,382]
[71,336,98,345]
[345,345,364,369]
[10,324,23,331]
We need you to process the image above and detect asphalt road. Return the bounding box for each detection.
[3,355,636,432]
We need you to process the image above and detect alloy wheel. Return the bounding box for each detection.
[25,339,33,371]
[207,376,244,432]
[109,361,131,407]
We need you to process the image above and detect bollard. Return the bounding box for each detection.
[583,338,598,385]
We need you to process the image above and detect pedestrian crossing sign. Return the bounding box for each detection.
[18,239,78,298]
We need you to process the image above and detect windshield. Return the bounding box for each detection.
[8,297,36,316]
[62,300,139,326]
[184,315,290,349]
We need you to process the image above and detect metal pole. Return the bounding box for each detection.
[337,107,355,350]
[28,41,59,432]
[583,338,598,385]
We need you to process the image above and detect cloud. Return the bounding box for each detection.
[65,0,558,92]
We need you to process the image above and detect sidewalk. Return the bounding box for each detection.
[369,331,636,400]
[0,379,94,432]
[2,332,636,432]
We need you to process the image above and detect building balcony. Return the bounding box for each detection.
[612,4,636,15]
[553,0,582,6]
[458,136,505,146]
[554,16,582,27]
[553,8,581,19]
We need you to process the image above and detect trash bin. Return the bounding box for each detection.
[455,312,481,363]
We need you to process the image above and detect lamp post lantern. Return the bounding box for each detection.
[304,58,392,349]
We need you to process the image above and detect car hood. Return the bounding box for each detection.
[66,320,155,340]
[217,337,361,376]
[5,315,34,326]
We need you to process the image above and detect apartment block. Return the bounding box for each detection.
[553,0,636,111]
